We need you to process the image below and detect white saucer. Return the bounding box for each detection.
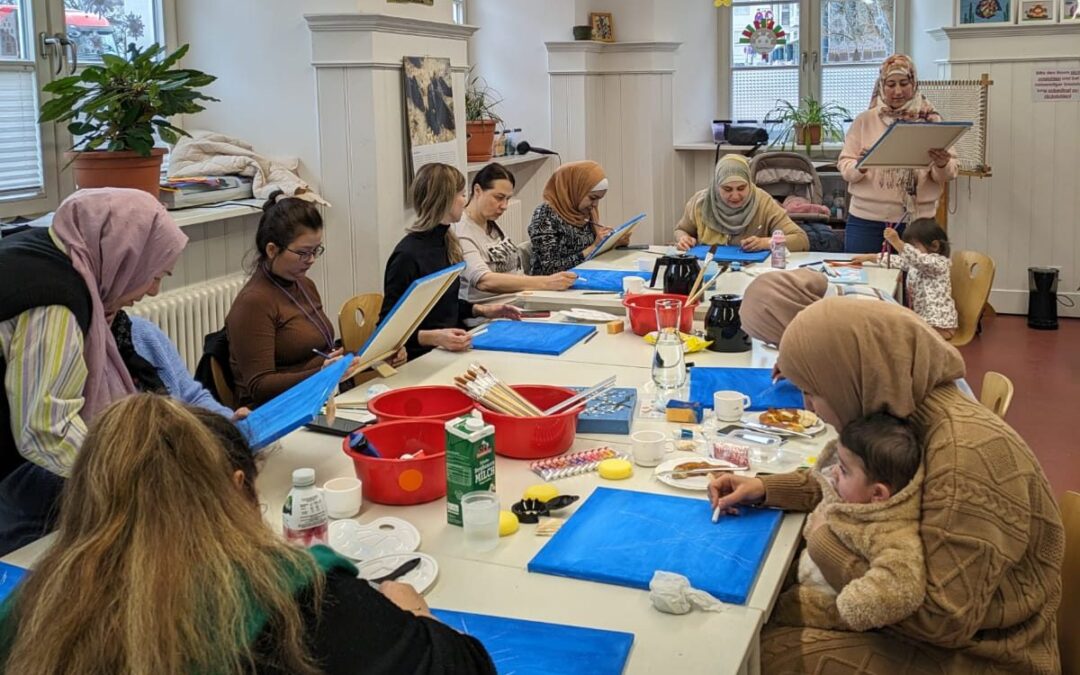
[653,457,741,491]
[329,517,420,562]
[357,552,439,595]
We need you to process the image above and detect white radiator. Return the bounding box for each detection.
[128,272,248,373]
[497,198,525,244]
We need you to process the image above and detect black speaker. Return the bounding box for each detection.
[1027,266,1059,330]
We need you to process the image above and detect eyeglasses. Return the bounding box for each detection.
[286,244,325,261]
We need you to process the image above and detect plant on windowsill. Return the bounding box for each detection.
[38,43,217,198]
[465,69,503,163]
[767,95,851,156]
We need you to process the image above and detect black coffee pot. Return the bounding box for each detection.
[705,293,751,353]
[650,254,700,296]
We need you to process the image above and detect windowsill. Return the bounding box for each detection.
[466,153,550,174]
[19,199,263,230]
[674,143,843,160]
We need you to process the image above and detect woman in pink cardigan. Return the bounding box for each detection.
[838,55,958,253]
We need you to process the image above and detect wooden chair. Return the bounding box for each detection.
[210,356,237,409]
[979,371,1014,419]
[949,251,995,347]
[338,292,383,354]
[1061,491,1080,675]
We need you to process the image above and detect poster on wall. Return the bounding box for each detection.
[1032,69,1080,103]
[402,56,459,176]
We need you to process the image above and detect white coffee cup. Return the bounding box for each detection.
[714,391,752,422]
[623,276,646,295]
[631,429,670,467]
[323,477,362,519]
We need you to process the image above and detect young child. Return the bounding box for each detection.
[773,412,925,632]
[853,218,958,339]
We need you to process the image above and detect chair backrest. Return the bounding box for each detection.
[979,371,1014,419]
[209,356,236,409]
[949,250,995,347]
[338,292,384,354]
[1061,491,1080,675]
[517,240,533,275]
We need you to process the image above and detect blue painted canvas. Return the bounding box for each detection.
[585,213,647,260]
[471,321,595,356]
[0,562,27,603]
[528,488,783,604]
[431,609,634,675]
[570,268,651,292]
[236,356,355,450]
[689,367,803,411]
[687,244,770,264]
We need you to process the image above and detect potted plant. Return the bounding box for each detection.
[767,96,851,155]
[465,69,503,163]
[39,43,217,197]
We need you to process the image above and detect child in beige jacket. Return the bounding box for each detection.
[774,412,924,632]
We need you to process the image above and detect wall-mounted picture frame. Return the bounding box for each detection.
[589,12,615,42]
[1018,0,1056,21]
[1061,0,1080,21]
[956,0,1013,25]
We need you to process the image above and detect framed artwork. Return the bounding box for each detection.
[1018,0,1056,20]
[956,0,1013,25]
[589,12,615,42]
[1061,0,1080,20]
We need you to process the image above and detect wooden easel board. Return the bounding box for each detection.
[353,262,464,371]
[857,121,972,169]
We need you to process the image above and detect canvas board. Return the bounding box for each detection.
[857,121,972,169]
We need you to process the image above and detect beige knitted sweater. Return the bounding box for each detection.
[761,387,1063,674]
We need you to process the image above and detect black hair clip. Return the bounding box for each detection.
[510,495,579,524]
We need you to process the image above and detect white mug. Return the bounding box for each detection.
[714,391,751,422]
[623,276,646,295]
[323,477,362,519]
[631,429,670,467]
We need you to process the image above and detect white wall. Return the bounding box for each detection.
[907,1,953,77]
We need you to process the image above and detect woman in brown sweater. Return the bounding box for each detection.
[226,193,339,406]
[710,299,1063,674]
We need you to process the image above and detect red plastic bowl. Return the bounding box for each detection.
[342,420,447,505]
[367,385,474,423]
[478,385,582,459]
[622,293,698,336]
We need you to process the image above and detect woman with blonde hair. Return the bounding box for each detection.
[382,162,520,359]
[0,394,495,674]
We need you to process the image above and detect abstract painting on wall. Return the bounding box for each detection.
[402,56,459,176]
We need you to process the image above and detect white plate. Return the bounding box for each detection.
[558,308,624,322]
[357,552,439,595]
[329,517,420,562]
[745,411,826,437]
[654,457,742,491]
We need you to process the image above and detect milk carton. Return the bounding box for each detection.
[445,413,496,526]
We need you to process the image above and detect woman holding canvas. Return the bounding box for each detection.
[838,54,959,253]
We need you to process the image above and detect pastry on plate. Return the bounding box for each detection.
[670,461,718,479]
[759,408,818,433]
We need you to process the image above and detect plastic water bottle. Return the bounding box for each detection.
[770,229,788,269]
[282,468,328,547]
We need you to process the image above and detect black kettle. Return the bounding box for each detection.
[650,254,700,296]
[705,294,751,353]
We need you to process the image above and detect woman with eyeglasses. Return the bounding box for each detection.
[226,191,346,406]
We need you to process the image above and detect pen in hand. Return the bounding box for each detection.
[312,348,334,359]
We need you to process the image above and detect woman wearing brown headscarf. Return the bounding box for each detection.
[710,299,1062,674]
[527,161,629,275]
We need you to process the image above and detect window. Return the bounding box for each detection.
[722,0,904,134]
[0,0,168,217]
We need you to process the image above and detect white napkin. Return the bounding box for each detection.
[648,571,727,614]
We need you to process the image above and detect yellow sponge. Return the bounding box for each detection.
[597,458,633,480]
[523,484,560,503]
[498,510,520,536]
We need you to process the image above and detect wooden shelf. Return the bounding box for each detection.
[466,153,551,174]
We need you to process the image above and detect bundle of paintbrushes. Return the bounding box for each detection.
[454,363,544,417]
[530,447,629,481]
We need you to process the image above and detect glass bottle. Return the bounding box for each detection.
[651,298,687,406]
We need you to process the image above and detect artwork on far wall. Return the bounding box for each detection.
[1063,0,1080,20]
[1018,0,1056,21]
[589,12,615,42]
[401,56,459,177]
[956,0,1013,25]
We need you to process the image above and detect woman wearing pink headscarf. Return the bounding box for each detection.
[0,188,186,554]
[838,54,958,253]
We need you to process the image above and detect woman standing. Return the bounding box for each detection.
[455,163,578,301]
[674,155,809,252]
[226,192,341,407]
[838,54,959,253]
[527,161,629,275]
[0,188,187,554]
[382,163,520,359]
[710,299,1062,674]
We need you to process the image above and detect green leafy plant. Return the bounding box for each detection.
[465,68,503,124]
[38,42,218,156]
[767,95,851,155]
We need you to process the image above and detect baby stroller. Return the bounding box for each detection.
[749,151,842,252]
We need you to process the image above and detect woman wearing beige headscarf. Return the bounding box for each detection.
[674,154,808,253]
[740,269,828,347]
[710,299,1062,675]
[527,160,630,275]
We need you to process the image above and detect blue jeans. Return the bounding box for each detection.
[844,215,905,254]
[0,463,64,556]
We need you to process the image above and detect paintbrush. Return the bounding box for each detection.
[687,261,730,305]
[687,243,718,300]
